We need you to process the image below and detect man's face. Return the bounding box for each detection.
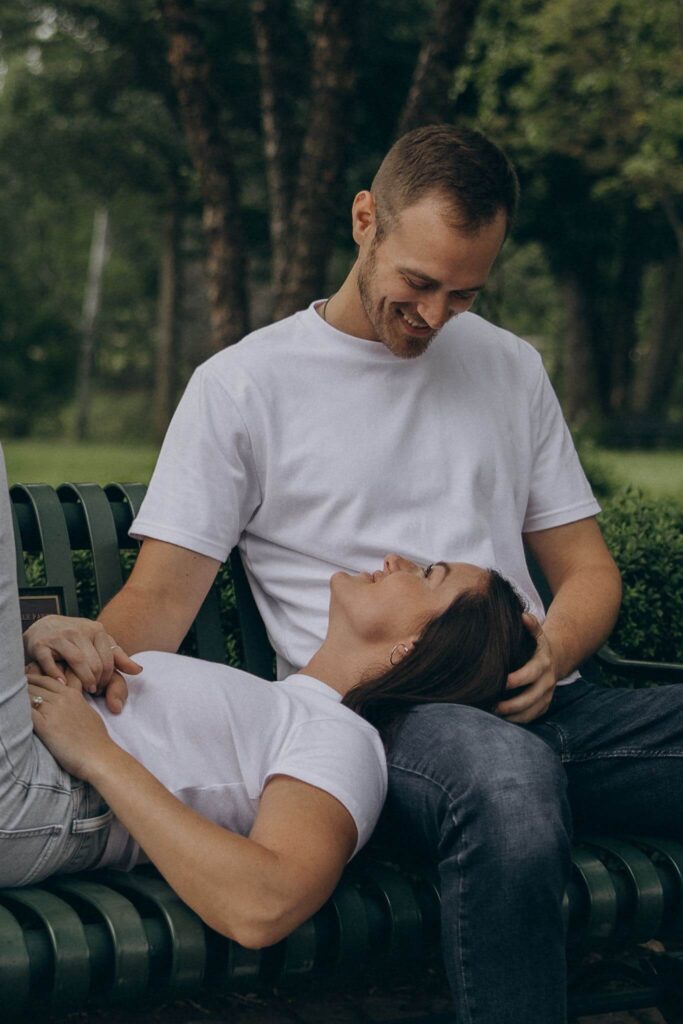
[354,194,507,359]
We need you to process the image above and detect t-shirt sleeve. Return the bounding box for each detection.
[130,364,262,561]
[264,716,388,857]
[523,356,601,533]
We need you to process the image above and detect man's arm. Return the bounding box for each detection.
[23,538,222,711]
[99,538,221,654]
[96,538,221,710]
[497,517,622,723]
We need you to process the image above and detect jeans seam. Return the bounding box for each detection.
[389,762,475,1023]
[536,721,569,759]
[564,749,683,763]
[0,732,70,795]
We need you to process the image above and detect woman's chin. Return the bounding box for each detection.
[331,569,370,587]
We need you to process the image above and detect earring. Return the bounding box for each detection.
[390,642,409,666]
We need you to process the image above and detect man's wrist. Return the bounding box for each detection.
[540,622,575,681]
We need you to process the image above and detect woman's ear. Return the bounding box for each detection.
[389,637,418,666]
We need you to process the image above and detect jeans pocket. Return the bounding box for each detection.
[0,823,64,887]
[71,808,113,835]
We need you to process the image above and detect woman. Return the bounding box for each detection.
[1,449,533,948]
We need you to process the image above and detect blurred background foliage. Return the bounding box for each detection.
[1,0,681,663]
[0,0,681,448]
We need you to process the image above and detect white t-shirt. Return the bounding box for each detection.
[91,651,387,868]
[132,305,600,680]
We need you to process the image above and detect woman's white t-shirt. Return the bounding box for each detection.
[91,652,387,868]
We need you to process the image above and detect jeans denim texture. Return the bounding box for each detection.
[383,679,683,1024]
[0,664,111,888]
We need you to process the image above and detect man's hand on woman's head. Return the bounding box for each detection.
[495,613,557,724]
[23,614,140,710]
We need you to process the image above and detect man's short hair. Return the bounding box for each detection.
[371,125,519,241]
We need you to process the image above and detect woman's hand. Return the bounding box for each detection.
[23,614,141,697]
[27,671,117,781]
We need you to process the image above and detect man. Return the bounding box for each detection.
[26,126,683,1023]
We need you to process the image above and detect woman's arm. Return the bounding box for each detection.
[28,675,357,948]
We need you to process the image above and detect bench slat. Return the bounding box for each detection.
[11,484,80,615]
[58,484,124,611]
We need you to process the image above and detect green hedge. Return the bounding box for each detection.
[599,490,683,665]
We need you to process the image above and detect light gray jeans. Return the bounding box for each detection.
[0,681,112,887]
[0,448,111,887]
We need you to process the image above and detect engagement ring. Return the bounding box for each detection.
[31,695,44,709]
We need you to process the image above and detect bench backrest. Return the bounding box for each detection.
[11,481,275,677]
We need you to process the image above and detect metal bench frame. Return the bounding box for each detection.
[4,480,683,1019]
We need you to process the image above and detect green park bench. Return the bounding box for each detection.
[4,480,683,1021]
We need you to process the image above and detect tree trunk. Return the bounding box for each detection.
[273,0,359,320]
[154,201,183,442]
[160,0,249,349]
[250,0,300,299]
[74,206,109,441]
[398,0,482,136]
[604,252,642,416]
[633,255,683,417]
[559,273,600,427]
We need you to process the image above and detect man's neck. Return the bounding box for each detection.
[318,265,380,343]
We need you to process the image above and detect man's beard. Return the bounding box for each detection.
[357,243,436,360]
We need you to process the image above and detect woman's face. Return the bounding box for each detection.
[330,553,488,645]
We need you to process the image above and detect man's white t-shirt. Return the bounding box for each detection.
[131,305,600,680]
[91,652,387,868]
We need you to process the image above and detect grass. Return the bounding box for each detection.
[4,440,158,486]
[600,449,683,504]
[3,439,682,503]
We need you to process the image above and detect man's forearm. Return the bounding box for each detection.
[98,581,187,655]
[542,563,622,679]
[98,538,221,656]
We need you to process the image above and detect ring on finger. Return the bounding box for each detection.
[31,695,44,709]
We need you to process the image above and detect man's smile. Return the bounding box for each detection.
[396,307,433,336]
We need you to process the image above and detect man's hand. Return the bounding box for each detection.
[496,613,557,724]
[23,615,140,707]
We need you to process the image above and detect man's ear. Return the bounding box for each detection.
[352,190,376,247]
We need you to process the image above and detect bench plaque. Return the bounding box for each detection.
[19,587,65,634]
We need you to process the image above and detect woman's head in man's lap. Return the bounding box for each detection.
[338,556,535,741]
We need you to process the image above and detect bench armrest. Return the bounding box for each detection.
[594,644,683,683]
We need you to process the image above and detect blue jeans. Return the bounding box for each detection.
[384,679,683,1024]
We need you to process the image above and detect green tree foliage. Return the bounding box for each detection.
[0,133,81,435]
[0,0,681,437]
[0,1,189,436]
[459,0,683,429]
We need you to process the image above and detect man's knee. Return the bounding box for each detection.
[385,703,571,859]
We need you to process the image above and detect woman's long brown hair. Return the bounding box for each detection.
[342,571,536,744]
